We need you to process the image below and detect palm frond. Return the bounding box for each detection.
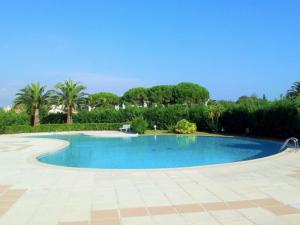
[52,80,87,110]
[287,81,300,98]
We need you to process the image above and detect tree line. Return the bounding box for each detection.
[1,80,299,138]
[12,81,209,126]
[88,83,209,108]
[14,80,87,126]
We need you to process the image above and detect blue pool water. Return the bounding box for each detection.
[37,135,282,169]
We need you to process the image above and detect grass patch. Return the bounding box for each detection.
[144,129,224,136]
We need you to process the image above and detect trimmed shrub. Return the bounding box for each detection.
[42,107,145,124]
[73,109,124,123]
[4,123,124,134]
[131,117,148,134]
[220,98,300,138]
[174,119,197,134]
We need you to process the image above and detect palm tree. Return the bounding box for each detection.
[14,83,50,126]
[52,80,87,124]
[287,81,300,99]
[207,104,224,132]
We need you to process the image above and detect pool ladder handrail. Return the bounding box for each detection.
[280,137,299,151]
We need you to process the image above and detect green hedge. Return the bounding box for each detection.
[42,105,191,130]
[220,99,300,138]
[144,105,189,129]
[73,109,125,123]
[4,123,125,134]
[0,110,29,133]
[41,113,66,124]
[1,98,299,138]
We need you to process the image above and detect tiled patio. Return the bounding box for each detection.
[0,134,300,225]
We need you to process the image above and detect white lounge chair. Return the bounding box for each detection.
[119,124,131,133]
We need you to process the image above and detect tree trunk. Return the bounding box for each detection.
[216,117,219,132]
[33,108,40,126]
[67,107,73,124]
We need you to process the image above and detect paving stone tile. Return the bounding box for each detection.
[263,204,300,215]
[226,200,257,209]
[120,207,148,217]
[148,206,177,215]
[59,221,89,225]
[252,198,282,207]
[91,219,120,225]
[174,203,204,213]
[91,209,119,220]
[202,202,229,211]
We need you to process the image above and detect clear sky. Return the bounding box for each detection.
[0,0,299,106]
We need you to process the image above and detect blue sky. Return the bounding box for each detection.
[0,0,299,106]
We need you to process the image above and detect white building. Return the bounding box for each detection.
[48,105,65,114]
[3,105,12,112]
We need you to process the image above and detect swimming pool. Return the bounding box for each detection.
[37,135,282,169]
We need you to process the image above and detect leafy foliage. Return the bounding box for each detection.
[122,87,148,105]
[0,110,29,133]
[51,80,87,124]
[5,80,300,139]
[122,107,146,121]
[220,98,300,138]
[207,103,225,132]
[122,83,209,106]
[4,123,124,134]
[188,104,209,130]
[173,82,209,105]
[294,95,300,112]
[88,92,120,108]
[74,109,124,123]
[143,105,189,129]
[41,113,66,124]
[174,119,197,134]
[287,81,300,99]
[148,85,174,105]
[131,117,148,134]
[14,83,51,126]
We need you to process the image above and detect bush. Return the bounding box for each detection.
[144,105,189,129]
[122,107,145,121]
[41,107,145,124]
[174,119,197,134]
[220,98,300,138]
[188,104,209,130]
[40,105,192,131]
[131,117,148,134]
[4,123,124,134]
[73,109,124,123]
[0,110,30,134]
[42,113,66,124]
